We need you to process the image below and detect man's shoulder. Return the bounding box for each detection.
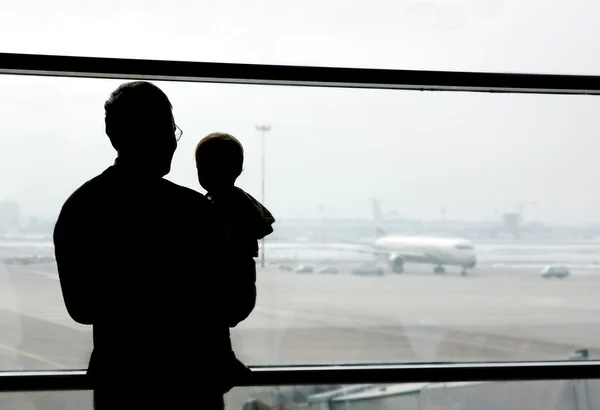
[54,169,117,239]
[59,169,113,212]
[159,179,209,206]
[158,181,219,249]
[157,179,214,227]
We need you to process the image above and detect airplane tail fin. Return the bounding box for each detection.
[371,198,388,238]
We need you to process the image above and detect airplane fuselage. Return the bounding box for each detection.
[373,235,477,269]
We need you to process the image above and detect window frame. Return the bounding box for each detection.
[2,52,600,94]
[1,51,599,391]
[1,361,600,392]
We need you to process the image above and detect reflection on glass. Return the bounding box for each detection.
[0,391,91,410]
[1,73,600,371]
[227,380,596,409]
[0,381,591,410]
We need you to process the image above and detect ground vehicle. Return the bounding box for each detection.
[541,264,570,278]
[295,265,314,273]
[319,266,339,274]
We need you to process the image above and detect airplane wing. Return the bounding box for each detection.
[265,241,441,263]
[265,240,451,267]
[265,241,376,255]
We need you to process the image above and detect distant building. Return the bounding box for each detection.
[0,201,21,234]
[503,212,521,238]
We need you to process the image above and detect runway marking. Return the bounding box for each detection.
[0,340,65,368]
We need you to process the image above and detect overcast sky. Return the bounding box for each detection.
[1,0,600,224]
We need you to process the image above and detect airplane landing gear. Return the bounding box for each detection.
[434,265,446,274]
[392,258,404,273]
[460,268,468,276]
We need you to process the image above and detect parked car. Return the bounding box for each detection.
[295,265,314,274]
[319,266,339,274]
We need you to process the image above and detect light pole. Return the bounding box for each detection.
[256,124,271,268]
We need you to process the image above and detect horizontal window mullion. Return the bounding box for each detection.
[2,53,600,94]
[0,362,598,392]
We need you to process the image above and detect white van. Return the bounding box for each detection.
[541,264,570,278]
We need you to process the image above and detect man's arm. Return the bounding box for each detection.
[193,192,257,327]
[53,197,95,325]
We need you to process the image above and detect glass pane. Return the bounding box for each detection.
[228,380,600,409]
[2,73,600,371]
[2,0,600,75]
[0,381,596,409]
[0,390,91,409]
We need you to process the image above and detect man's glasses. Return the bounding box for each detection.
[175,125,183,141]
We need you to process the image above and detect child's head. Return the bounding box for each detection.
[195,132,244,192]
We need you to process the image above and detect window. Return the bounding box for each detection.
[2,374,600,409]
[1,70,599,371]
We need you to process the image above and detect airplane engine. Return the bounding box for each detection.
[389,254,404,273]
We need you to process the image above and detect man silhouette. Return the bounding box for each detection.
[53,81,236,409]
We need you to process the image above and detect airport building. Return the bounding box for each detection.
[0,200,21,234]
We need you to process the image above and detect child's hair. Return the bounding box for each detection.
[195,132,244,177]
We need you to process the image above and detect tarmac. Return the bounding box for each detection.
[0,261,599,409]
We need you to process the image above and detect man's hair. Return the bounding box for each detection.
[104,81,173,151]
[195,132,244,175]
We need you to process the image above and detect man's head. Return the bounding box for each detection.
[195,132,244,192]
[104,81,179,177]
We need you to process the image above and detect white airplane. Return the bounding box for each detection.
[371,199,477,276]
